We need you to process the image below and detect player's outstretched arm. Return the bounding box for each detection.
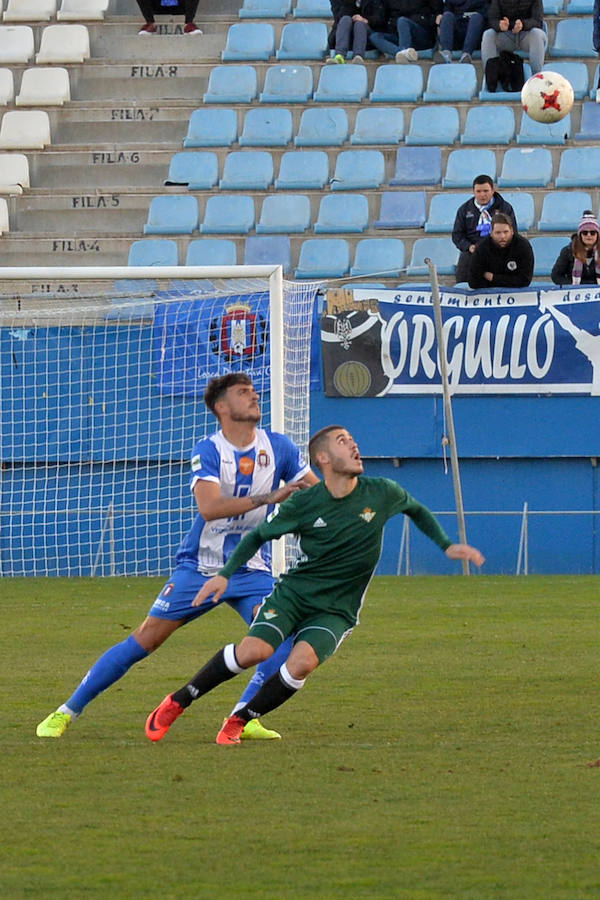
[193,575,229,607]
[445,543,485,567]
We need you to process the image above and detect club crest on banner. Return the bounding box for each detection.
[210,302,268,361]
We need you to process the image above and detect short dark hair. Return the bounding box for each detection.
[308,424,345,471]
[472,174,494,189]
[204,373,253,417]
[491,212,513,229]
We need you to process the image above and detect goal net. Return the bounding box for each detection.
[0,266,319,577]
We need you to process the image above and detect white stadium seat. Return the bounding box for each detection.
[0,109,51,148]
[3,0,57,21]
[16,67,70,106]
[0,196,9,233]
[36,24,90,63]
[58,0,109,20]
[0,25,34,63]
[0,68,14,104]
[0,152,30,193]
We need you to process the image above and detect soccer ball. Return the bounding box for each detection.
[521,71,574,124]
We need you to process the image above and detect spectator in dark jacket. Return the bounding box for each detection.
[370,0,443,62]
[481,0,546,75]
[435,0,488,63]
[468,213,534,289]
[452,175,517,283]
[328,0,387,62]
[551,211,600,286]
[135,0,201,34]
[594,0,600,57]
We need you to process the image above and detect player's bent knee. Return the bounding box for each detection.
[236,635,273,667]
[286,640,320,679]
[133,617,181,653]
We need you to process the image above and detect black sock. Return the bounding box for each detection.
[172,645,243,709]
[236,670,300,722]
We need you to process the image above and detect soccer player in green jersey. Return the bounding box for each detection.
[145,425,485,745]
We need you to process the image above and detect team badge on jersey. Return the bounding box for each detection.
[263,608,278,619]
[239,456,255,475]
[359,508,376,522]
[257,449,269,468]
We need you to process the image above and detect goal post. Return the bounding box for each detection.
[0,266,318,577]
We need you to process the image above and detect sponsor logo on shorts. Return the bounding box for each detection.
[153,598,171,612]
[359,508,376,522]
[239,455,255,475]
[313,517,327,527]
[263,608,278,619]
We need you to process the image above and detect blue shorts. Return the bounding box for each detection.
[148,564,276,627]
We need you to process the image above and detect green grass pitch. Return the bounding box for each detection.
[4,575,600,899]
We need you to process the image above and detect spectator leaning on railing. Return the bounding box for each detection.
[551,211,600,287]
[452,174,517,284]
[468,212,534,289]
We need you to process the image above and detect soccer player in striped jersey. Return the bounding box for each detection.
[36,374,318,740]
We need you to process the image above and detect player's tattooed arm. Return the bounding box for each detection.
[194,478,313,521]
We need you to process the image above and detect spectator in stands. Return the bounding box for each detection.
[480,0,546,76]
[551,211,600,286]
[327,0,388,63]
[468,212,533,289]
[136,0,202,35]
[370,0,443,62]
[594,0,600,58]
[452,174,517,284]
[434,0,488,63]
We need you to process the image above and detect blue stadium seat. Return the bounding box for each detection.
[276,22,328,59]
[390,146,442,185]
[541,62,589,99]
[424,193,470,233]
[164,152,219,189]
[203,66,258,103]
[294,107,348,146]
[556,147,600,186]
[143,196,199,235]
[422,63,477,102]
[341,282,388,289]
[222,23,275,61]
[293,0,332,15]
[517,112,571,144]
[331,149,385,190]
[551,18,596,56]
[530,236,567,276]
[406,105,459,145]
[259,64,313,103]
[256,193,311,232]
[443,149,496,187]
[479,63,531,100]
[239,107,293,146]
[185,238,237,266]
[501,191,535,230]
[275,149,329,188]
[544,0,563,10]
[374,191,426,229]
[407,237,458,276]
[183,108,238,148]
[350,107,404,145]
[200,195,255,233]
[537,191,593,231]
[498,147,552,187]
[128,239,178,267]
[369,64,423,102]
[219,151,274,190]
[575,101,600,139]
[313,63,368,102]
[314,194,369,233]
[461,105,515,144]
[350,238,406,277]
[295,238,350,277]
[244,235,291,271]
[566,0,593,11]
[239,0,291,17]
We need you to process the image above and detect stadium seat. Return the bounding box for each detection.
[406,105,459,146]
[424,193,470,233]
[540,62,589,99]
[389,146,442,186]
[222,23,275,61]
[543,0,563,12]
[341,281,388,289]
[373,191,426,229]
[0,69,14,105]
[443,149,496,187]
[0,25,34,63]
[3,0,56,20]
[550,18,596,56]
[479,63,532,100]
[127,239,179,267]
[295,238,350,278]
[257,193,311,232]
[555,147,600,186]
[350,107,404,145]
[313,64,368,102]
[203,66,258,103]
[244,235,291,271]
[293,0,332,15]
[369,64,423,102]
[239,0,291,17]
[0,109,51,149]
[275,150,329,188]
[575,102,600,139]
[143,196,199,235]
[350,238,405,277]
[183,108,238,148]
[15,67,70,106]
[219,151,274,190]
[407,237,458,276]
[517,111,571,144]
[497,147,552,186]
[57,0,110,20]
[461,105,515,144]
[239,107,293,146]
[276,22,328,59]
[331,150,385,190]
[530,236,567,275]
[36,25,90,63]
[259,64,313,103]
[0,152,29,193]
[314,194,369,233]
[565,0,593,10]
[537,191,593,231]
[294,107,348,146]
[0,196,9,234]
[422,63,477,102]
[502,191,535,231]
[164,152,219,190]
[200,195,255,233]
[185,238,237,266]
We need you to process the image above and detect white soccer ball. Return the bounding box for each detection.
[521,71,574,124]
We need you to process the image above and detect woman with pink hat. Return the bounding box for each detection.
[551,210,600,286]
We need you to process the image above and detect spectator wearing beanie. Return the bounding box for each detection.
[551,211,600,286]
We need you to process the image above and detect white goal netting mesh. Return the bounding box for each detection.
[0,271,318,577]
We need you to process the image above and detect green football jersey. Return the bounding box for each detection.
[220,476,452,624]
